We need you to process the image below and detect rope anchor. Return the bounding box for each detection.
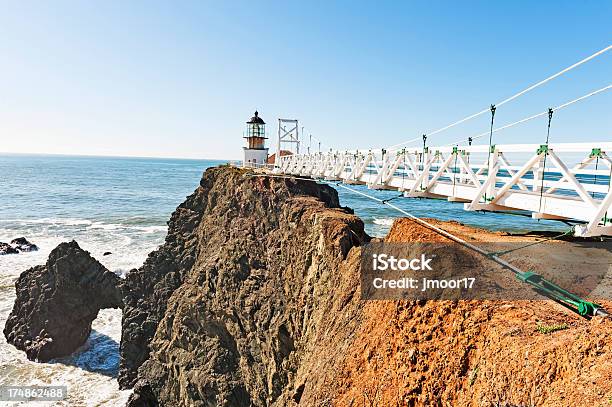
[517,271,607,317]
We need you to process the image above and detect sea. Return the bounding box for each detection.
[0,154,564,406]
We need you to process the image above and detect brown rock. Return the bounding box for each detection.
[123,166,367,405]
[3,241,123,361]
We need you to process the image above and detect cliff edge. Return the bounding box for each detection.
[124,167,612,406]
[122,166,368,406]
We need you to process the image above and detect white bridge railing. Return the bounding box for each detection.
[275,142,612,237]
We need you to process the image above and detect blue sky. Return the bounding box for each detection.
[0,1,610,159]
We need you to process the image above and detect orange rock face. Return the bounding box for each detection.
[313,218,612,407]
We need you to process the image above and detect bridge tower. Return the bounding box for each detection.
[275,118,300,166]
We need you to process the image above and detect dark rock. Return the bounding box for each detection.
[3,241,123,361]
[10,237,38,252]
[126,381,159,407]
[0,242,19,255]
[118,170,210,389]
[103,252,112,256]
[122,166,367,406]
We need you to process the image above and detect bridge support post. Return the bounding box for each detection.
[486,149,499,202]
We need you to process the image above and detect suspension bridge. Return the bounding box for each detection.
[273,45,612,238]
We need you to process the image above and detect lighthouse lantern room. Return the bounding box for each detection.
[243,111,269,167]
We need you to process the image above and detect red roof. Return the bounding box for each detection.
[266,150,293,164]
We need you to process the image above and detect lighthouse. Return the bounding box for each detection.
[243,111,269,167]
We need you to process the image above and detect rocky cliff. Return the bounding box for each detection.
[122,166,368,405]
[112,167,612,407]
[3,241,122,361]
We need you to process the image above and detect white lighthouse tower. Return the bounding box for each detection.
[243,111,269,167]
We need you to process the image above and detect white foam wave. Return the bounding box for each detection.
[0,218,94,226]
[134,225,167,233]
[0,230,166,406]
[0,308,132,406]
[112,268,130,279]
[1,218,167,233]
[88,222,123,231]
[373,218,395,226]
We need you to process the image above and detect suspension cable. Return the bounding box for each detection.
[495,45,611,108]
[300,127,325,152]
[484,105,497,201]
[606,164,612,225]
[388,45,612,150]
[420,134,428,190]
[593,155,600,198]
[444,84,612,147]
[538,108,554,214]
[452,146,459,195]
[401,148,406,191]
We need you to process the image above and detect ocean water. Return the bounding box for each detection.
[0,154,564,406]
[0,154,225,406]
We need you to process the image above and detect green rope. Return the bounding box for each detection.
[516,271,603,317]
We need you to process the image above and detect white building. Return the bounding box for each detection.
[243,111,269,167]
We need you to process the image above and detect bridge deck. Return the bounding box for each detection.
[276,142,612,237]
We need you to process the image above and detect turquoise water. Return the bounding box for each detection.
[0,153,564,406]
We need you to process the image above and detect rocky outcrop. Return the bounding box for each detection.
[118,171,210,389]
[11,237,38,252]
[0,242,19,255]
[3,241,123,361]
[122,166,367,405]
[0,237,38,255]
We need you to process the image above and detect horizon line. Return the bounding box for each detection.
[0,151,237,161]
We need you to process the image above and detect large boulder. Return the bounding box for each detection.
[3,241,123,361]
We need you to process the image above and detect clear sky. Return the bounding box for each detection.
[0,1,610,159]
